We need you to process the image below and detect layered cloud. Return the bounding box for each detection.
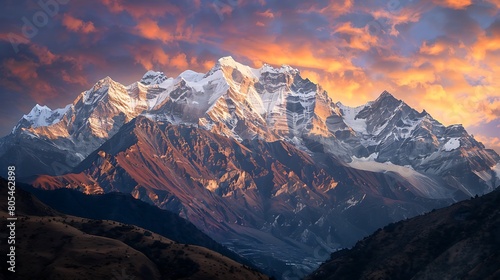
[0,0,499,151]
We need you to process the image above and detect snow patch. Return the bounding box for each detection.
[294,202,306,214]
[349,155,454,199]
[355,152,379,162]
[493,164,500,181]
[337,103,368,134]
[444,137,460,151]
[179,70,204,82]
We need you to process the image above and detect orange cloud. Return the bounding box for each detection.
[3,59,38,80]
[368,5,423,36]
[474,134,500,153]
[128,45,202,73]
[170,53,189,70]
[434,0,472,9]
[27,45,56,65]
[135,19,172,42]
[306,0,353,18]
[256,9,274,18]
[62,14,96,34]
[1,58,58,102]
[333,22,379,51]
[419,40,455,56]
[102,0,180,19]
[0,41,90,106]
[477,99,500,123]
[471,33,500,60]
[220,37,351,73]
[130,46,170,70]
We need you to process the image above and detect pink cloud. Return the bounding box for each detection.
[62,14,96,34]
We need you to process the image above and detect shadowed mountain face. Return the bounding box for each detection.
[306,187,500,280]
[0,179,269,280]
[29,116,459,276]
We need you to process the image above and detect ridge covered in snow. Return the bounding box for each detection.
[13,104,71,133]
[3,57,500,195]
[140,70,168,85]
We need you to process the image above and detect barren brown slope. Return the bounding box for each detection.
[0,179,269,280]
[306,187,500,280]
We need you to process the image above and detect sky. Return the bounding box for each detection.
[1,0,500,152]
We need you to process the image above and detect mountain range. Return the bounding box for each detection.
[1,56,499,277]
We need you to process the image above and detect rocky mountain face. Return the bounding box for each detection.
[0,179,268,280]
[1,57,499,278]
[0,76,154,176]
[30,116,456,276]
[306,186,500,280]
[336,92,500,196]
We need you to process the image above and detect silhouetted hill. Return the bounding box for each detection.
[21,183,258,271]
[1,179,268,279]
[307,186,500,280]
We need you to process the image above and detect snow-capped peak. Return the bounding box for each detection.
[260,63,299,75]
[215,56,260,80]
[218,56,239,67]
[30,104,51,114]
[20,103,70,129]
[90,76,116,91]
[140,70,168,85]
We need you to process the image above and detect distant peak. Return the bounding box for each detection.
[142,70,162,77]
[373,90,400,104]
[102,76,113,82]
[208,56,260,80]
[88,77,115,94]
[260,63,299,75]
[18,102,70,130]
[32,104,51,111]
[25,104,52,121]
[218,56,236,64]
[93,76,115,87]
[140,70,167,85]
[379,90,395,99]
[216,56,249,70]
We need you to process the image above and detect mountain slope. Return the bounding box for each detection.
[336,92,500,196]
[30,116,458,277]
[22,184,256,270]
[0,179,268,280]
[306,186,500,280]
[0,75,160,177]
